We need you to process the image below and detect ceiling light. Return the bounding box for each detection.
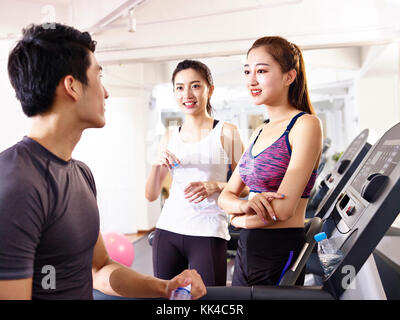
[128,8,136,32]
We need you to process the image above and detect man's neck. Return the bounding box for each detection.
[28,115,83,162]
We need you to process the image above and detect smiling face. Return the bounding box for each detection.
[173,68,213,116]
[244,46,292,106]
[77,52,109,128]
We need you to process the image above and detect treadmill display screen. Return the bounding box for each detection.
[351,142,400,193]
[384,139,400,146]
[370,151,383,165]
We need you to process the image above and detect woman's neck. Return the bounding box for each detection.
[182,113,213,129]
[265,104,298,124]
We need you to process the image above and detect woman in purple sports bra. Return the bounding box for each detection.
[218,36,323,286]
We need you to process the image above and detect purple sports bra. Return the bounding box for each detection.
[239,112,317,198]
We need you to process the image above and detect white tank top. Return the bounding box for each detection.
[156,121,230,240]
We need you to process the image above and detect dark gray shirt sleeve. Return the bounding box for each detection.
[0,172,45,280]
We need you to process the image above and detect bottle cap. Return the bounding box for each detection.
[170,284,192,300]
[314,232,327,242]
[181,284,191,293]
[171,162,179,168]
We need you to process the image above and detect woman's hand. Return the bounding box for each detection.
[183,181,219,203]
[239,192,285,222]
[153,149,180,169]
[230,214,243,228]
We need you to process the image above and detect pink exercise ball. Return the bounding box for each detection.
[103,232,135,267]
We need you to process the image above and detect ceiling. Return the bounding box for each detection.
[1,0,399,96]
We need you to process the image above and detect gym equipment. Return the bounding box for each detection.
[316,137,332,177]
[276,217,323,285]
[372,224,400,300]
[148,230,155,246]
[306,129,370,276]
[306,137,331,201]
[316,122,400,299]
[203,122,400,300]
[306,129,371,219]
[103,232,135,267]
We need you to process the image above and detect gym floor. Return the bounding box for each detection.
[126,232,154,276]
[125,231,149,243]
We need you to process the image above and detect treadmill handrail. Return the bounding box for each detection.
[278,217,323,286]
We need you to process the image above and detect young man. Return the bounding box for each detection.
[0,23,206,300]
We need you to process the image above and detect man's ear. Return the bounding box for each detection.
[285,69,297,86]
[62,75,81,101]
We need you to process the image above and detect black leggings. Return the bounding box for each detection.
[152,228,227,286]
[232,228,306,286]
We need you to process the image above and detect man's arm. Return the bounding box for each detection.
[92,233,206,299]
[0,161,44,300]
[0,278,32,300]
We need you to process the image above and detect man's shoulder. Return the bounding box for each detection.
[0,141,45,189]
[72,159,97,194]
[0,142,31,177]
[73,159,94,178]
[0,141,23,160]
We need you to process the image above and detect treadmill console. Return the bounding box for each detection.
[314,129,370,219]
[336,136,400,229]
[325,129,369,189]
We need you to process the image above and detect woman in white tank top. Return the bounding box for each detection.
[145,60,246,286]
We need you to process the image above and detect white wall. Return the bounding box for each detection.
[0,40,31,152]
[355,43,400,142]
[80,61,170,234]
[74,97,147,234]
[356,75,399,140]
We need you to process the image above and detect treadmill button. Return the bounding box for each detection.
[346,206,356,216]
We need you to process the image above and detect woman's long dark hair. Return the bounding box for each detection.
[172,59,214,116]
[248,36,315,114]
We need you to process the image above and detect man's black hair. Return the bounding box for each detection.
[7,23,97,117]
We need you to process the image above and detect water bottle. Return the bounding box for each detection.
[314,232,344,279]
[170,162,186,191]
[171,162,212,212]
[190,197,213,211]
[169,284,192,300]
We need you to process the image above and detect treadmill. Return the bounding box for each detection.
[203,122,400,300]
[306,129,371,219]
[306,129,370,277]
[317,121,400,299]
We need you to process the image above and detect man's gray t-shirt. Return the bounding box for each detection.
[0,137,100,299]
